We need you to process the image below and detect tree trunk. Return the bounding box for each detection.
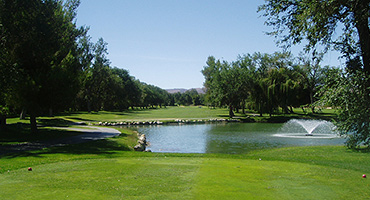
[311,106,316,114]
[87,100,92,113]
[30,114,37,134]
[242,100,246,114]
[20,109,27,120]
[283,105,290,114]
[0,114,6,130]
[309,89,316,113]
[229,104,234,118]
[49,108,53,117]
[259,102,263,117]
[354,1,370,75]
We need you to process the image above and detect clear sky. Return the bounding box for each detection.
[76,0,343,89]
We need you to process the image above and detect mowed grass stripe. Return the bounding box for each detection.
[0,157,201,200]
[1,154,369,199]
[194,158,369,200]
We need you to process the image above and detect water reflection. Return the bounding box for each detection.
[135,123,345,154]
[136,124,211,153]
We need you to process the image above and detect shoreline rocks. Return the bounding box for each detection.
[96,118,239,127]
[134,133,149,152]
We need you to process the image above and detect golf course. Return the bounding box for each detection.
[1,106,369,199]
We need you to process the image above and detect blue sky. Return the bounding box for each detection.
[76,0,343,89]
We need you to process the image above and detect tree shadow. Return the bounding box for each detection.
[45,137,132,155]
[0,134,133,159]
[38,118,75,127]
[0,124,81,143]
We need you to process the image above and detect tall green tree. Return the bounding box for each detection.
[202,56,223,108]
[75,33,95,111]
[84,38,112,111]
[297,53,327,113]
[0,0,83,133]
[203,56,252,117]
[234,54,256,114]
[0,11,12,129]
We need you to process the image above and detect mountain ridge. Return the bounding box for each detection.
[166,88,205,94]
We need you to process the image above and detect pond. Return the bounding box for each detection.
[135,121,345,154]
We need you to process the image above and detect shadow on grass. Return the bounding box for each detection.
[0,124,81,143]
[0,132,134,159]
[38,118,75,127]
[44,137,132,155]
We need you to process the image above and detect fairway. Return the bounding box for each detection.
[59,106,235,123]
[1,108,368,199]
[0,145,369,199]
[8,106,335,125]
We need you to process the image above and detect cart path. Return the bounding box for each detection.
[0,126,121,155]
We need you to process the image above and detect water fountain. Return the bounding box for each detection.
[273,119,339,139]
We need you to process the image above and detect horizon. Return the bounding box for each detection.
[76,0,344,89]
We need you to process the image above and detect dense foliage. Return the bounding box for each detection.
[169,89,205,106]
[202,52,330,117]
[0,0,84,132]
[259,0,370,148]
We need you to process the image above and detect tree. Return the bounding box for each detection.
[259,0,370,148]
[202,57,234,116]
[83,38,113,111]
[140,83,169,108]
[297,52,327,113]
[202,56,222,108]
[259,0,369,71]
[75,32,95,111]
[0,12,12,129]
[317,67,370,148]
[203,56,251,117]
[0,0,83,133]
[234,54,256,114]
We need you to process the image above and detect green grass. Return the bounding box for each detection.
[5,106,337,127]
[60,106,237,122]
[60,106,337,123]
[2,106,366,199]
[0,142,369,199]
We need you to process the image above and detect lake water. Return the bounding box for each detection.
[135,123,345,154]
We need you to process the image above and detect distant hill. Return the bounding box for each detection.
[166,88,206,94]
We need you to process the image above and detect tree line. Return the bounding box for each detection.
[0,0,203,132]
[202,52,338,117]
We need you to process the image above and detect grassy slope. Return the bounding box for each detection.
[1,107,368,199]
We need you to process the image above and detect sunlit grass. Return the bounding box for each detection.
[6,106,338,126]
[1,106,357,199]
[0,144,369,199]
